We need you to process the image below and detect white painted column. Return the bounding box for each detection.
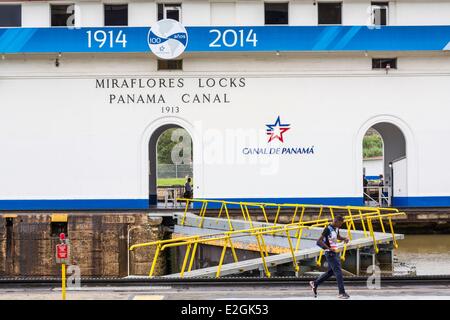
[22,3,50,27]
[129,1,157,26]
[77,1,104,27]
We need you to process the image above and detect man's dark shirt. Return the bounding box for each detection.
[317,224,340,252]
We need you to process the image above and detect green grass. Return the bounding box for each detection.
[157,178,189,187]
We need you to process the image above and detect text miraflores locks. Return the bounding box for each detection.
[95,77,246,105]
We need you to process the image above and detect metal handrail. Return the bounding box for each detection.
[130,210,405,278]
[177,198,400,234]
[364,186,392,207]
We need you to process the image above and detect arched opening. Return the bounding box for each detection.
[362,122,407,207]
[148,125,193,207]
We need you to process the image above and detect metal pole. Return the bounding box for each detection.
[356,248,360,276]
[389,162,394,207]
[127,225,141,277]
[127,226,130,277]
[127,224,162,276]
[379,187,382,207]
[62,263,66,300]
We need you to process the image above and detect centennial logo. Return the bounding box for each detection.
[266,116,290,143]
[148,19,188,60]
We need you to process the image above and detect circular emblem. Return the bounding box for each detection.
[148,19,188,60]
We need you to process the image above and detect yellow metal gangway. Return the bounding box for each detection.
[178,198,400,235]
[130,199,405,278]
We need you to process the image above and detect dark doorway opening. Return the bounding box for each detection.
[362,123,407,207]
[148,125,193,207]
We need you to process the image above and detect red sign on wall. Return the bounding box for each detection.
[56,243,70,264]
[57,244,68,259]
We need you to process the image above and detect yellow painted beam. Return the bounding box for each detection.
[51,214,68,222]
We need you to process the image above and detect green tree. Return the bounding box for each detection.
[157,128,193,164]
[363,133,383,158]
[157,129,178,164]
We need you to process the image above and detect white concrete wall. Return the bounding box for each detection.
[129,1,157,27]
[388,1,397,25]
[393,157,407,196]
[22,3,50,27]
[236,1,264,26]
[290,0,317,25]
[363,158,384,177]
[78,1,103,27]
[1,53,450,205]
[395,1,450,25]
[343,0,371,25]
[3,0,450,208]
[11,0,450,27]
[183,1,211,25]
[211,2,236,26]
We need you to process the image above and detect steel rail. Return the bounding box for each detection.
[0,275,449,287]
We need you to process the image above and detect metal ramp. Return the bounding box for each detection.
[130,199,406,278]
[163,236,397,278]
[164,213,403,278]
[173,212,388,250]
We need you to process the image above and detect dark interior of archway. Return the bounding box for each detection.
[369,122,406,185]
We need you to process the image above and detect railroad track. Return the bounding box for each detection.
[0,275,449,287]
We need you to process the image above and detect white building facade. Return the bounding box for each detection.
[1,0,450,209]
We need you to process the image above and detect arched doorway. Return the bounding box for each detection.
[148,125,193,207]
[362,122,407,207]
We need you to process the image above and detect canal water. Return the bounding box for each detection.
[394,234,450,275]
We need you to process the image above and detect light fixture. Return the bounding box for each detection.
[275,50,280,56]
[1,54,5,60]
[364,50,368,57]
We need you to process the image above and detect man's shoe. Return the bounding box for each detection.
[309,281,317,297]
[338,293,350,299]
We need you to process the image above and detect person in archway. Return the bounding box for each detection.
[183,177,193,199]
[310,215,350,299]
[378,174,384,187]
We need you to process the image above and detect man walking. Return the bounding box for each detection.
[310,215,350,299]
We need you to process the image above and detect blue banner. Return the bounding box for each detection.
[0,25,450,53]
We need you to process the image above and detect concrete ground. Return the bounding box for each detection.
[0,284,449,300]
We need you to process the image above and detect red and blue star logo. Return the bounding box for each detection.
[266,116,290,143]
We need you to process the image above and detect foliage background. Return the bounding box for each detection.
[363,131,383,158]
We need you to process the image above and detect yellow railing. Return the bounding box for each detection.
[179,199,274,230]
[177,198,400,232]
[130,207,405,278]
